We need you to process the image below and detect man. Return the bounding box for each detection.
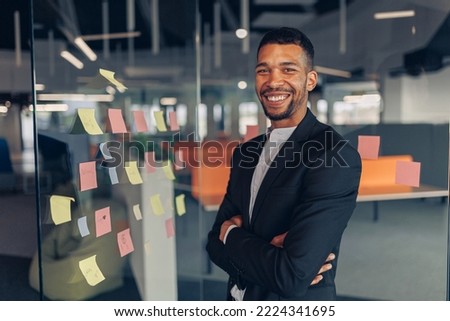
[206,27,361,300]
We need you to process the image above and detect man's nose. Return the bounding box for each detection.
[267,71,285,88]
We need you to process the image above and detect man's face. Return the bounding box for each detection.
[255,44,317,127]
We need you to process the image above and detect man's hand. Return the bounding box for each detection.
[219,215,243,242]
[270,232,335,286]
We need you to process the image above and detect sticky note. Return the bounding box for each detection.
[154,111,167,132]
[244,125,259,142]
[117,228,135,257]
[175,194,186,216]
[79,161,97,192]
[165,218,175,238]
[108,109,128,134]
[168,111,180,131]
[50,195,75,225]
[162,161,176,180]
[395,161,421,187]
[133,110,149,133]
[95,206,112,237]
[78,109,103,135]
[99,68,127,91]
[125,161,143,185]
[78,216,90,237]
[132,204,143,221]
[144,151,156,173]
[357,135,380,160]
[144,241,152,256]
[174,150,184,170]
[150,194,165,216]
[79,255,105,286]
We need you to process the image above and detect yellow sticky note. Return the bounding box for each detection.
[78,255,105,286]
[125,161,143,185]
[163,161,176,180]
[78,109,103,135]
[132,204,143,221]
[175,194,186,216]
[150,194,165,216]
[50,195,75,225]
[99,68,127,91]
[153,111,167,132]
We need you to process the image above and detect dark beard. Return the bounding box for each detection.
[262,100,296,121]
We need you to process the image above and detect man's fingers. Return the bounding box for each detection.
[325,253,336,263]
[310,275,323,286]
[317,263,332,275]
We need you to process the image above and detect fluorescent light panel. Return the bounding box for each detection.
[29,104,69,112]
[0,106,8,113]
[81,31,141,41]
[374,10,415,20]
[60,50,84,69]
[315,65,351,78]
[74,37,97,61]
[37,94,114,102]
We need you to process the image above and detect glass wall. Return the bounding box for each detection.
[0,0,448,300]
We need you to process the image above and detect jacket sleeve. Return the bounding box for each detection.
[222,147,361,298]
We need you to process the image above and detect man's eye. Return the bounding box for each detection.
[256,69,268,74]
[284,68,296,73]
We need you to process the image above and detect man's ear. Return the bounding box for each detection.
[306,70,318,92]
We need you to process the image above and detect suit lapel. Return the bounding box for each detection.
[250,109,318,227]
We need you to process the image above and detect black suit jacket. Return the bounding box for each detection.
[206,109,362,300]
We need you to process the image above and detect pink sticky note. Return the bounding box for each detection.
[395,161,421,187]
[117,228,135,257]
[79,161,97,192]
[108,108,128,133]
[357,135,380,160]
[95,207,112,237]
[168,111,180,131]
[133,110,148,133]
[244,125,259,142]
[144,151,156,173]
[165,218,175,238]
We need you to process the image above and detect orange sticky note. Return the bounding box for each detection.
[79,161,97,192]
[95,206,112,237]
[165,218,175,238]
[117,228,134,257]
[133,110,149,133]
[108,109,128,133]
[168,111,180,131]
[244,125,259,142]
[144,151,156,173]
[395,161,421,187]
[357,135,380,160]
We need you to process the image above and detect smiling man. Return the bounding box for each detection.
[206,27,362,301]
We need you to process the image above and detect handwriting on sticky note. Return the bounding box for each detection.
[132,204,143,221]
[108,109,128,133]
[78,109,103,135]
[395,161,421,187]
[165,218,175,238]
[79,255,105,286]
[153,111,167,132]
[244,125,259,142]
[168,111,180,131]
[145,152,156,173]
[125,161,143,185]
[175,194,186,216]
[133,110,149,133]
[95,206,112,237]
[99,68,127,91]
[79,161,97,192]
[50,195,75,225]
[357,135,380,160]
[163,161,176,180]
[78,216,90,237]
[117,228,135,257]
[150,194,165,216]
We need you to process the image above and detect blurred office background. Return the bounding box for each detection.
[0,0,449,300]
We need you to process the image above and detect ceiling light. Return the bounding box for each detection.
[160,97,177,105]
[60,51,84,69]
[235,28,248,39]
[29,104,69,112]
[35,83,45,91]
[238,81,247,89]
[81,31,141,41]
[315,65,351,78]
[37,94,114,102]
[74,37,97,61]
[374,10,415,20]
[0,106,8,113]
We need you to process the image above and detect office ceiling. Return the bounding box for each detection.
[1,0,450,80]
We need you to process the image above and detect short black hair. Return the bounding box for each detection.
[257,27,314,70]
